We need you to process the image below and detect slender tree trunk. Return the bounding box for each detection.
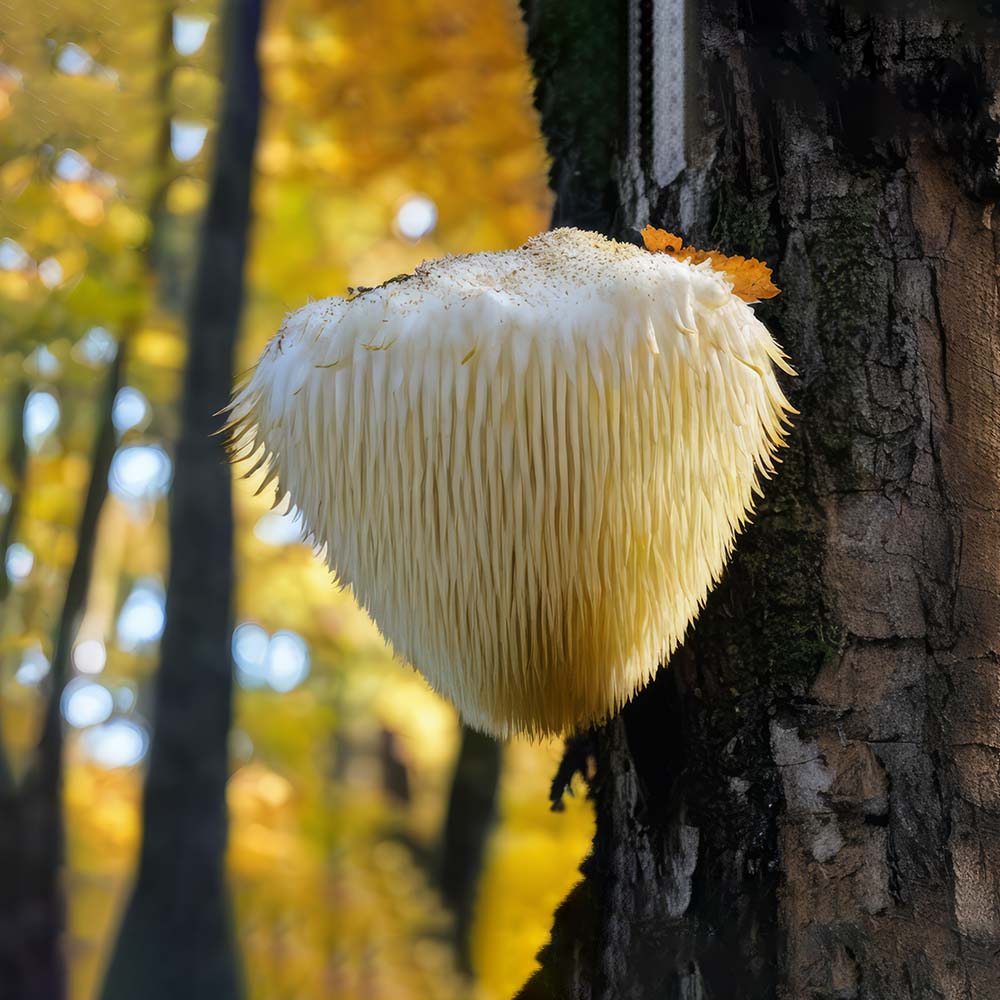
[0,360,123,1000]
[437,725,502,971]
[0,380,29,610]
[0,11,180,997]
[100,0,262,996]
[0,379,29,990]
[0,380,29,790]
[12,347,123,1000]
[519,4,1000,998]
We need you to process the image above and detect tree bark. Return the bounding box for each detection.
[100,1,262,997]
[519,3,1000,998]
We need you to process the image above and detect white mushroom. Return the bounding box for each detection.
[227,228,795,737]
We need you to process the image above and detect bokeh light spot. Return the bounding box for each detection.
[233,624,310,692]
[37,257,64,288]
[73,638,107,674]
[29,345,61,378]
[171,120,208,162]
[112,386,150,435]
[173,15,210,56]
[233,621,269,688]
[109,445,172,502]
[75,326,118,366]
[23,390,60,451]
[55,43,94,76]
[395,194,438,241]
[62,677,114,728]
[116,580,166,650]
[6,542,34,583]
[81,718,149,768]
[15,646,49,686]
[0,238,31,271]
[54,148,91,182]
[266,630,310,692]
[114,685,136,712]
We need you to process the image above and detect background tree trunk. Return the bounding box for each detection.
[0,381,29,611]
[0,10,180,996]
[437,725,502,971]
[15,347,123,1000]
[0,379,30,990]
[100,0,263,997]
[518,3,1000,998]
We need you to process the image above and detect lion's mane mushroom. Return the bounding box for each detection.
[227,228,794,737]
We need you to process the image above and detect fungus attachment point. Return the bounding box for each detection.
[227,228,795,737]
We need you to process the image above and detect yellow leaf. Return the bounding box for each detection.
[641,225,780,302]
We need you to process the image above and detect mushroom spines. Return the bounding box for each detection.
[227,228,794,737]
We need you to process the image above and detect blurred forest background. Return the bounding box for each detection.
[0,0,593,997]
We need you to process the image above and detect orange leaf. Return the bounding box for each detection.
[640,225,780,303]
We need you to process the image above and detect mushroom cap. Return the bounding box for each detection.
[228,228,794,737]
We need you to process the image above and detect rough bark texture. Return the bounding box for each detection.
[519,3,1000,998]
[100,1,262,997]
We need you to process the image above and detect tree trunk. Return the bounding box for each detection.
[437,725,502,971]
[0,11,181,996]
[0,379,30,989]
[518,3,1000,998]
[0,380,29,799]
[100,1,262,997]
[0,380,29,610]
[14,346,123,1000]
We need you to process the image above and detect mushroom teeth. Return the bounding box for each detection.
[227,228,795,738]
